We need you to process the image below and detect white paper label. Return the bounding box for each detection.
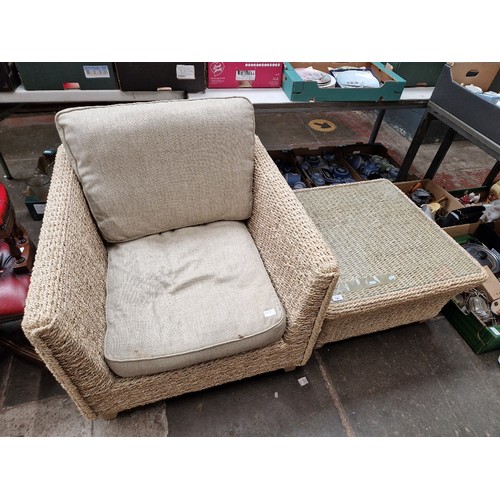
[33,203,46,215]
[264,308,276,318]
[176,64,195,80]
[236,70,256,81]
[298,377,308,386]
[489,326,500,336]
[83,65,110,79]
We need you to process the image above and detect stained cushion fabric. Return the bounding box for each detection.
[104,220,286,377]
[55,98,255,243]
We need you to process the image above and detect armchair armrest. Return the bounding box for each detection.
[22,146,111,419]
[247,137,339,363]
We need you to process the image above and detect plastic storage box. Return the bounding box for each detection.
[115,63,206,92]
[16,62,119,90]
[442,223,500,353]
[430,63,500,145]
[387,62,445,87]
[282,62,405,102]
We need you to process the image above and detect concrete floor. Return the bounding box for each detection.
[0,107,499,437]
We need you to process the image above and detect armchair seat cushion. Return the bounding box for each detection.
[104,220,286,377]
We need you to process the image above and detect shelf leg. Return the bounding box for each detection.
[395,110,434,181]
[368,109,386,144]
[0,152,13,180]
[482,160,500,188]
[423,127,457,179]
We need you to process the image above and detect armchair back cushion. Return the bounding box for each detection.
[55,98,255,243]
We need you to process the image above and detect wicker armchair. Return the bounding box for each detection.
[21,98,338,420]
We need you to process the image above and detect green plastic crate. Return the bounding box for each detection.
[387,62,445,87]
[16,62,119,90]
[282,62,406,102]
[442,299,500,354]
[442,223,500,353]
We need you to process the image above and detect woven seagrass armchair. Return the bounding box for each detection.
[22,98,338,420]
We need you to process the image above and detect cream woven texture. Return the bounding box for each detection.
[105,220,286,377]
[315,292,457,347]
[295,179,488,344]
[55,98,255,243]
[21,138,338,420]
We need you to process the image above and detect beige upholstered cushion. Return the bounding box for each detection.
[104,220,286,377]
[55,98,255,243]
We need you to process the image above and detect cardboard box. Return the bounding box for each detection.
[267,149,307,189]
[0,62,20,91]
[445,186,500,237]
[268,146,362,188]
[282,62,405,102]
[447,220,500,248]
[337,142,401,182]
[395,179,483,236]
[442,223,500,354]
[449,186,490,203]
[444,222,481,239]
[16,62,119,90]
[395,179,463,224]
[478,266,500,301]
[291,146,362,186]
[394,179,463,212]
[207,62,282,88]
[115,62,206,92]
[430,63,500,145]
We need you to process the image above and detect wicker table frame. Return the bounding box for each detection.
[295,179,488,347]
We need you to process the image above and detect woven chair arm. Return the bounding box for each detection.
[248,137,339,361]
[22,146,112,419]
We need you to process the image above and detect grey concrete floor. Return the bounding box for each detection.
[0,108,499,438]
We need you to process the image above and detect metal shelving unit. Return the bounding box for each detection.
[0,86,434,179]
[396,100,500,186]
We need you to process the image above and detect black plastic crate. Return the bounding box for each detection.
[430,63,500,145]
[0,62,20,91]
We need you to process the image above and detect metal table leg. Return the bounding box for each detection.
[368,109,386,144]
[423,127,457,179]
[482,160,500,188]
[0,152,13,180]
[395,110,435,181]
